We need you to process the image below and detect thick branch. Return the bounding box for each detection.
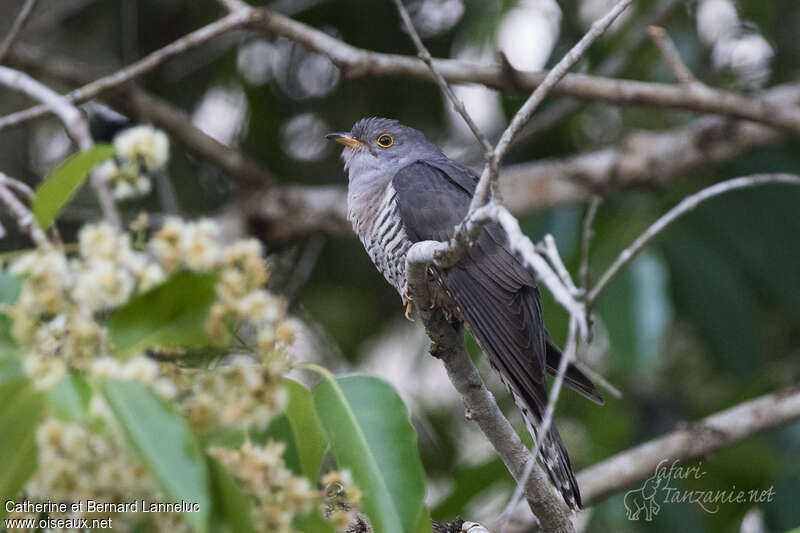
[246,8,800,135]
[577,386,800,504]
[3,7,800,136]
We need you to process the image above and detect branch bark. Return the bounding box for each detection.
[405,244,574,533]
[3,6,800,136]
[577,385,800,505]
[0,65,120,226]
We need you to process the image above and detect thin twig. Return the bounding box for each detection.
[0,65,120,227]
[579,196,601,293]
[497,316,579,527]
[590,173,800,301]
[648,25,695,85]
[470,0,634,212]
[4,5,800,137]
[0,0,38,65]
[578,195,602,338]
[0,8,255,131]
[0,172,48,246]
[573,360,622,399]
[391,0,493,156]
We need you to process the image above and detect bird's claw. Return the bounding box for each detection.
[403,291,414,322]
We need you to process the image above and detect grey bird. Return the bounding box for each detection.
[327,117,603,510]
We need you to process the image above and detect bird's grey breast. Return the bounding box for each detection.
[347,180,412,295]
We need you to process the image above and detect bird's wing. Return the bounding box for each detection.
[392,159,546,386]
[393,160,585,508]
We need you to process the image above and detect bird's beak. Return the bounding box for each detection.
[326,132,363,148]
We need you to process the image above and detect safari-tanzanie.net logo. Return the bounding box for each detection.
[624,459,775,521]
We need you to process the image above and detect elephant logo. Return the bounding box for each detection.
[624,475,662,521]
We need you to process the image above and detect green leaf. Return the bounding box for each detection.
[0,360,44,520]
[108,271,219,357]
[310,367,429,533]
[208,456,255,533]
[285,378,328,481]
[101,379,210,532]
[47,373,91,422]
[32,145,115,229]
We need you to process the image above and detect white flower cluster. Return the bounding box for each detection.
[16,417,190,533]
[96,125,170,200]
[6,217,305,529]
[10,218,291,395]
[211,442,318,533]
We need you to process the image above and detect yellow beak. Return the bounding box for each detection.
[326,132,363,148]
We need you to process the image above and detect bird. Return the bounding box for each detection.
[327,117,603,510]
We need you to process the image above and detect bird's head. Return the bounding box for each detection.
[326,117,441,176]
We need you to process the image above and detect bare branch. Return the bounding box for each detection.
[471,0,633,211]
[578,196,602,294]
[0,0,38,64]
[589,173,800,301]
[648,26,695,85]
[391,0,493,156]
[216,0,252,13]
[3,6,800,138]
[0,172,48,247]
[577,385,800,505]
[0,65,120,226]
[0,65,91,149]
[0,8,255,130]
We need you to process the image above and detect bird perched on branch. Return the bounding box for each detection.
[327,117,603,510]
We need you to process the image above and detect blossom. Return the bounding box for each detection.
[113,124,170,170]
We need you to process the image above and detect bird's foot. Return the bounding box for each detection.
[403,292,415,322]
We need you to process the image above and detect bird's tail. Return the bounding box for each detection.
[518,399,583,510]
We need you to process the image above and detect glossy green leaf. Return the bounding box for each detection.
[108,271,218,357]
[208,456,255,533]
[101,379,210,532]
[311,368,429,533]
[33,145,115,229]
[285,378,328,481]
[0,359,44,520]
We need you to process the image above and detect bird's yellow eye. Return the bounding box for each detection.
[377,134,394,148]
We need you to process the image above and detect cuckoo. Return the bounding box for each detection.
[327,117,603,510]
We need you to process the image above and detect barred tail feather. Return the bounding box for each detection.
[519,404,583,510]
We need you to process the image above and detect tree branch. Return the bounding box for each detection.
[0,0,38,64]
[405,244,574,533]
[577,385,800,505]
[0,65,120,226]
[0,172,48,246]
[589,173,800,301]
[3,6,800,137]
[391,0,492,156]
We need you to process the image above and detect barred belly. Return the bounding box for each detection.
[349,183,412,295]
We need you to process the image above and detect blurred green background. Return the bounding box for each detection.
[0,0,799,531]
